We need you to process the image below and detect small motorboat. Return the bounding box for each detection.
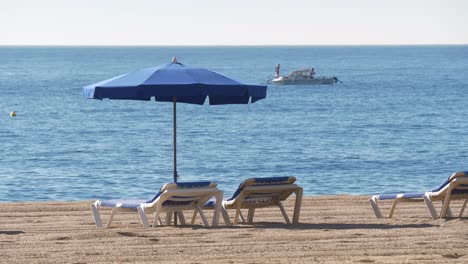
[269,68,339,85]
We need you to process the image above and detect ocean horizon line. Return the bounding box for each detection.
[1,43,467,48]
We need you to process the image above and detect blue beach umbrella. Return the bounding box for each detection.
[83,58,267,183]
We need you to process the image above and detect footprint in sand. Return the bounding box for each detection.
[117,231,148,238]
[357,259,375,263]
[442,253,464,259]
[55,236,71,241]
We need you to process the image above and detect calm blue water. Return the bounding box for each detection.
[1,46,467,202]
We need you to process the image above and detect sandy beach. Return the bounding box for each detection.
[1,195,467,263]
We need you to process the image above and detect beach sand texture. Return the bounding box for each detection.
[1,195,468,263]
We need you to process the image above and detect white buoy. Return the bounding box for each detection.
[10,111,16,117]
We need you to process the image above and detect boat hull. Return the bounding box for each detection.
[270,77,336,85]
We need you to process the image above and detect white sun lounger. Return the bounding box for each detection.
[195,176,303,225]
[423,171,468,219]
[370,171,468,219]
[91,181,223,228]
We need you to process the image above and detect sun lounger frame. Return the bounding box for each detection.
[370,171,468,219]
[194,177,303,225]
[423,177,468,219]
[91,183,223,228]
[222,183,303,225]
[138,187,223,228]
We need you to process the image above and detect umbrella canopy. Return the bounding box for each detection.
[83,60,267,105]
[83,59,267,182]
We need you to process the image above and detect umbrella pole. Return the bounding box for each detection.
[173,97,178,226]
[173,97,177,183]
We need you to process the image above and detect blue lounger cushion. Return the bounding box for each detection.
[228,176,293,201]
[203,177,295,207]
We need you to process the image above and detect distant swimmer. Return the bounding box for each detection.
[275,64,281,77]
[10,111,16,117]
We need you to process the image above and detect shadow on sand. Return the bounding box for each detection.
[0,231,25,235]
[179,222,436,230]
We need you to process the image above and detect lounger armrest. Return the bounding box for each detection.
[426,178,468,198]
[242,184,302,193]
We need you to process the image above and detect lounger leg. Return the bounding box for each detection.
[247,208,255,224]
[106,208,118,228]
[233,209,240,225]
[389,199,399,218]
[369,196,383,219]
[292,188,303,224]
[153,204,163,227]
[165,210,172,225]
[444,203,453,218]
[239,210,245,223]
[138,207,150,228]
[91,203,103,228]
[459,199,468,217]
[177,211,186,225]
[221,203,232,226]
[212,192,223,227]
[423,194,439,220]
[234,204,242,225]
[278,201,291,224]
[196,206,209,226]
[440,184,453,218]
[440,187,454,219]
[191,210,198,225]
[447,209,453,217]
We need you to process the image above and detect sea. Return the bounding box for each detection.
[0,45,467,202]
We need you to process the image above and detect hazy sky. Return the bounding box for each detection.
[1,0,467,45]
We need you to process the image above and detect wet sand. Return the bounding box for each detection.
[1,195,467,263]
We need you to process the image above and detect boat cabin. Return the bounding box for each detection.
[288,68,316,79]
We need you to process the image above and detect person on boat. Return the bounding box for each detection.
[275,64,280,78]
[309,68,316,79]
